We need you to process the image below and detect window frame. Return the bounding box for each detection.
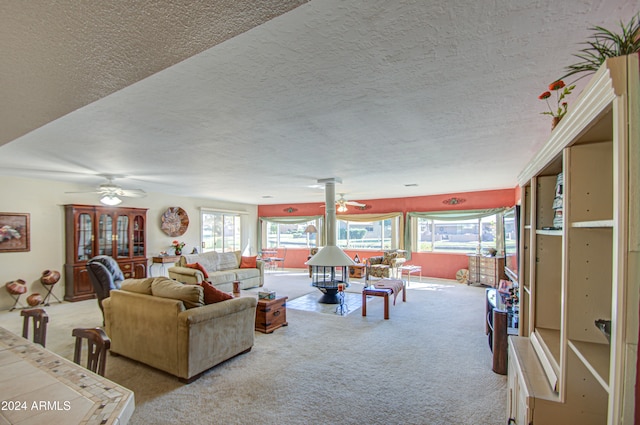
[335,215,402,250]
[201,209,243,253]
[262,219,321,249]
[407,209,506,255]
[259,216,324,250]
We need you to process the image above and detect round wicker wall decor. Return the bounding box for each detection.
[161,207,189,237]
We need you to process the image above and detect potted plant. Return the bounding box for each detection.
[561,13,640,81]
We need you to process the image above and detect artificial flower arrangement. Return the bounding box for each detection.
[538,14,639,130]
[538,80,575,128]
[171,240,186,254]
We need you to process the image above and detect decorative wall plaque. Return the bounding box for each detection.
[442,197,466,205]
[161,207,189,236]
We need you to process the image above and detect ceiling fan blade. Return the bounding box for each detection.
[119,189,147,198]
[64,190,101,194]
[345,201,366,207]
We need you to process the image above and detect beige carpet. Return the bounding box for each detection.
[0,270,507,425]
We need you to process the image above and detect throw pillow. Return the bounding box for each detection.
[240,256,257,268]
[120,277,154,295]
[185,262,209,279]
[199,282,233,304]
[151,277,204,309]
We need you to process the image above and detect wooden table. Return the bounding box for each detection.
[255,296,288,333]
[0,326,135,424]
[149,255,180,276]
[349,264,366,279]
[362,279,406,320]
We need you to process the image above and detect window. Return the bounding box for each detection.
[259,214,400,250]
[336,216,400,250]
[414,214,498,254]
[201,211,241,253]
[264,219,319,248]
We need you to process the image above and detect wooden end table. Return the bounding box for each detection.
[149,255,180,277]
[255,296,288,333]
[349,264,366,278]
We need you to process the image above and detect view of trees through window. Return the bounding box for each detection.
[202,211,241,252]
[416,215,498,253]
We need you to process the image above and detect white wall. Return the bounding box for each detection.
[0,176,258,311]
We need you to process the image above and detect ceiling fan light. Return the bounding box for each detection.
[337,204,348,213]
[100,195,122,206]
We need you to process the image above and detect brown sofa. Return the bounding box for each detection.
[103,277,257,383]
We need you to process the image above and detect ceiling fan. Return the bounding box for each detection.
[335,193,366,212]
[65,177,146,205]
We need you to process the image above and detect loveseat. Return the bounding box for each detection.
[168,250,264,291]
[103,276,257,383]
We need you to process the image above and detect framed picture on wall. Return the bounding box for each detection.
[0,213,30,252]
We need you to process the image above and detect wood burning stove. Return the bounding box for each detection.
[310,265,349,304]
[306,177,355,304]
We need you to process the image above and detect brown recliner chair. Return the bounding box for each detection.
[86,255,125,325]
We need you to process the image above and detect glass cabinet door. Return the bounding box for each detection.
[76,213,93,261]
[116,214,129,257]
[132,214,145,257]
[98,213,113,256]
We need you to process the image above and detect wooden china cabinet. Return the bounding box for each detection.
[64,204,148,302]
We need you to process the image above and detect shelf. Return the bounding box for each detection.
[568,340,611,393]
[510,54,638,425]
[531,328,561,391]
[536,229,563,236]
[571,220,613,228]
[510,337,560,402]
[535,328,561,367]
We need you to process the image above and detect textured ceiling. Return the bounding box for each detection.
[0,0,637,205]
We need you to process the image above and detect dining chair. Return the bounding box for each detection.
[21,308,49,347]
[271,247,287,271]
[260,249,276,271]
[72,327,111,377]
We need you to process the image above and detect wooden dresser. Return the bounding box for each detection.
[255,296,288,333]
[467,255,506,288]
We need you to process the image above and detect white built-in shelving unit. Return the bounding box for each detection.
[507,53,639,424]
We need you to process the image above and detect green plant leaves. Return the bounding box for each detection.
[560,13,640,81]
